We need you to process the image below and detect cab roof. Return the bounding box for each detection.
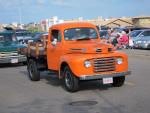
[50,22,97,30]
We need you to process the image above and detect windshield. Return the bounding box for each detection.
[16,32,33,41]
[129,30,142,37]
[0,33,17,43]
[64,28,98,40]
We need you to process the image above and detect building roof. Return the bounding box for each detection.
[132,16,150,19]
[98,18,133,27]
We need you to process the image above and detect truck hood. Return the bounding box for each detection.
[0,42,26,52]
[65,41,114,54]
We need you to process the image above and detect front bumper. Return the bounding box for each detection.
[79,71,131,80]
[140,43,150,49]
[134,43,150,49]
[0,55,27,64]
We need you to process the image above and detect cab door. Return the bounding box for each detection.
[47,29,63,70]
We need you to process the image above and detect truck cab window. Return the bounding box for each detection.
[51,30,61,42]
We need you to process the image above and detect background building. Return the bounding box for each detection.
[132,16,150,27]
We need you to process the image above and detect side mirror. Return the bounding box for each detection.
[51,38,57,46]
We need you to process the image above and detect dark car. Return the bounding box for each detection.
[15,29,34,44]
[99,30,109,39]
[27,32,48,43]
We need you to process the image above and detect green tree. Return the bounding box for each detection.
[27,26,42,33]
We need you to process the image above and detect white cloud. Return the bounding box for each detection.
[51,0,70,6]
[0,0,46,9]
[37,0,46,4]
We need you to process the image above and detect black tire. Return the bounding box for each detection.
[27,59,40,81]
[63,66,79,92]
[112,76,125,87]
[23,61,27,65]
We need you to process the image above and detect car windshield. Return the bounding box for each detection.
[129,30,142,37]
[16,32,33,41]
[64,28,98,40]
[0,33,17,43]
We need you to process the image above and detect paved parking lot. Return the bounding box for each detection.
[0,49,150,113]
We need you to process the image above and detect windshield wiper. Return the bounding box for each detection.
[76,37,90,41]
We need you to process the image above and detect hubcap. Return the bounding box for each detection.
[29,64,34,78]
[65,70,72,88]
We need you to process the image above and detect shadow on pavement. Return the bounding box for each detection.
[79,80,111,91]
[0,63,25,68]
[19,70,111,91]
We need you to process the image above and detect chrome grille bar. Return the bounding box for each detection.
[93,57,116,72]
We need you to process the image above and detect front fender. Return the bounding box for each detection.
[59,52,129,78]
[59,54,91,77]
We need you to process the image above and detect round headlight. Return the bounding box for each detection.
[116,58,123,65]
[84,61,91,68]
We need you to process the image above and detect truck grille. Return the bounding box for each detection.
[93,57,116,72]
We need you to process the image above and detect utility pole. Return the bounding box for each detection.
[18,0,22,25]
[18,7,22,25]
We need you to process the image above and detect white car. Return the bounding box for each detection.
[129,29,150,42]
[134,36,150,49]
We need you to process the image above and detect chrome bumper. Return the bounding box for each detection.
[0,55,27,64]
[79,71,131,80]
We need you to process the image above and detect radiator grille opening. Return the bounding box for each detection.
[93,57,116,72]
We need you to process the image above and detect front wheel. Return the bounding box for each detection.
[27,59,40,81]
[63,66,79,92]
[112,76,125,87]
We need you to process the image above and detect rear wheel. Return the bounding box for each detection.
[112,76,125,87]
[27,59,40,81]
[63,66,79,92]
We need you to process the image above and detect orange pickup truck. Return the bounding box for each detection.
[24,22,131,92]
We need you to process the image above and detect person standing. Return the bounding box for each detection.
[118,31,128,48]
[128,37,134,49]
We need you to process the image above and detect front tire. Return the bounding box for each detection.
[112,76,125,87]
[27,59,40,81]
[63,66,79,92]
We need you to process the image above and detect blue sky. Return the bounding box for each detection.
[0,0,149,24]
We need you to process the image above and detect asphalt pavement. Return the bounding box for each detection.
[0,49,150,113]
[121,49,150,58]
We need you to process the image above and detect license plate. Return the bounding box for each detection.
[11,59,18,63]
[103,77,113,84]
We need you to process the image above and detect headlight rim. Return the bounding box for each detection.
[84,60,91,68]
[116,58,123,65]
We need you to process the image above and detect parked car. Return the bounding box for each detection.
[134,36,150,49]
[16,31,33,44]
[27,32,48,43]
[99,30,108,39]
[129,29,150,42]
[0,31,27,64]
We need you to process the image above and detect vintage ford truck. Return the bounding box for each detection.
[0,31,26,64]
[22,22,131,92]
